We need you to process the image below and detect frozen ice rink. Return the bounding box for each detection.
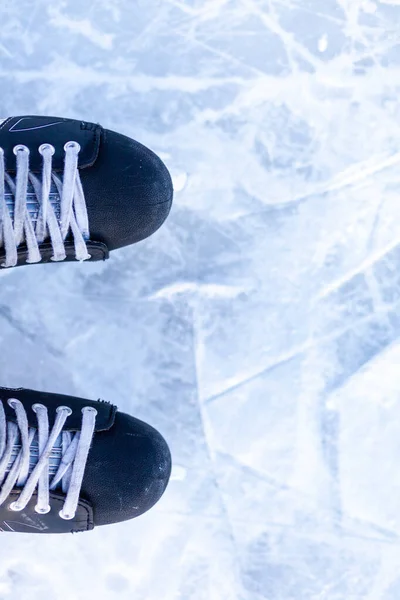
[1,0,400,598]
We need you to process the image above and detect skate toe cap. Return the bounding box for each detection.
[82,410,171,527]
[82,127,173,251]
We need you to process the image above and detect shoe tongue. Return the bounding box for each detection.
[7,432,63,483]
[5,176,61,225]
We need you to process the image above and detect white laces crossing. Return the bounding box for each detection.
[0,141,91,268]
[0,398,97,520]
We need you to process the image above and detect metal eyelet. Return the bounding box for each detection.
[82,406,98,415]
[56,405,73,416]
[9,501,23,512]
[13,144,29,155]
[35,504,51,515]
[38,143,55,156]
[32,403,46,413]
[59,509,75,520]
[64,141,80,153]
[7,398,19,409]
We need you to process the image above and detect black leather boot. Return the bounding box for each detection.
[0,387,171,533]
[0,116,173,268]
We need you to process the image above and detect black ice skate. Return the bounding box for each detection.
[0,116,173,268]
[0,388,171,533]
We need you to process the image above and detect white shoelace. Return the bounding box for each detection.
[0,398,97,520]
[0,142,91,268]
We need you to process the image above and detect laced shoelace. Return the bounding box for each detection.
[0,141,91,268]
[0,398,97,520]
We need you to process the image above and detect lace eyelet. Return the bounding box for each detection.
[56,405,73,416]
[32,403,46,413]
[9,501,23,512]
[59,509,75,520]
[13,144,29,155]
[38,143,55,156]
[50,253,67,263]
[35,504,51,515]
[82,406,98,415]
[7,398,19,409]
[64,141,80,153]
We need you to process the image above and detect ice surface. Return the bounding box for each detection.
[1,0,400,598]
